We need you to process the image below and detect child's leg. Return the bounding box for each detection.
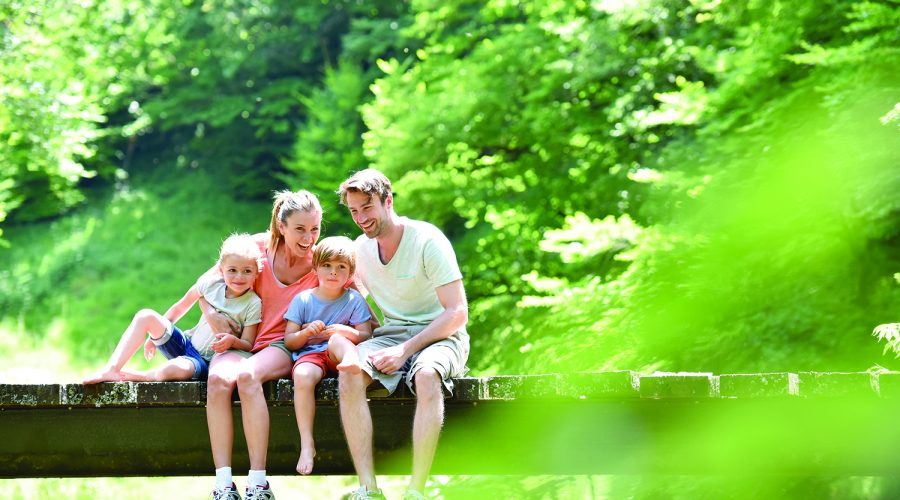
[83,309,169,383]
[118,356,196,382]
[329,335,361,374]
[292,361,324,475]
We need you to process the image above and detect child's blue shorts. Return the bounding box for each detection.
[152,323,209,380]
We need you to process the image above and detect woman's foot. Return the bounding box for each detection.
[296,446,316,475]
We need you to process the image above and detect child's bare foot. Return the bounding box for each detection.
[296,446,316,475]
[82,367,123,384]
[337,356,362,375]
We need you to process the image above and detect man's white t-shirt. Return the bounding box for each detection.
[354,217,463,328]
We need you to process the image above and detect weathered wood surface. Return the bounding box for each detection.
[2,372,900,478]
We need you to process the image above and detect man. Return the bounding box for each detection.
[337,168,470,500]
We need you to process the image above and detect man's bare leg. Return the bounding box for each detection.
[410,368,444,493]
[339,369,378,491]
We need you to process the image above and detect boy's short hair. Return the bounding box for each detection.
[338,168,392,206]
[313,236,357,276]
[219,233,263,271]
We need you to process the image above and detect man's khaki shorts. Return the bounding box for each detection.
[357,324,469,395]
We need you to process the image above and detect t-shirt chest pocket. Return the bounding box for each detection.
[392,272,423,301]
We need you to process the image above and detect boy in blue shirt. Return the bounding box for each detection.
[283,236,373,475]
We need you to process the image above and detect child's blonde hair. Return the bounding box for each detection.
[218,233,263,271]
[313,236,357,276]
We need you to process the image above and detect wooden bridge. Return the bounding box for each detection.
[2,371,900,478]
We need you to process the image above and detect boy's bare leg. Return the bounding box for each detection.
[83,309,168,384]
[329,335,361,374]
[339,369,378,491]
[119,357,195,382]
[292,362,324,475]
[410,368,444,493]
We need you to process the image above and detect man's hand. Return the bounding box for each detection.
[211,333,238,352]
[369,344,409,375]
[143,338,157,361]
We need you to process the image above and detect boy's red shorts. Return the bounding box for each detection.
[293,350,338,377]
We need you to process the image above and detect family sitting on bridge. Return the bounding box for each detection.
[84,169,470,500]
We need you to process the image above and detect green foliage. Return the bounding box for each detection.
[1,3,899,494]
[283,59,370,231]
[2,0,898,378]
[1,3,96,229]
[357,0,900,374]
[283,4,413,232]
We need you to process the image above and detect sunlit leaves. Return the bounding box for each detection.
[874,323,900,357]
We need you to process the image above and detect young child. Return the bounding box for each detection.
[83,233,263,384]
[283,235,373,475]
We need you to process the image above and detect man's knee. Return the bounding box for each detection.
[338,370,368,397]
[414,368,442,400]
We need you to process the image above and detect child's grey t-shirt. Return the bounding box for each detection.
[188,273,262,360]
[284,288,372,361]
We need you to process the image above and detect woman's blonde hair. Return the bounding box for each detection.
[268,190,322,251]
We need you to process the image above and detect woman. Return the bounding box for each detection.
[204,190,322,500]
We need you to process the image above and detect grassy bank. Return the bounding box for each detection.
[0,170,272,379]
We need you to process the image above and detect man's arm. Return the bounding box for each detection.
[369,279,468,375]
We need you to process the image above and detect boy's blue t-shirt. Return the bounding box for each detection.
[283,287,372,361]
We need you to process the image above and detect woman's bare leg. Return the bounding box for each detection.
[207,352,244,468]
[236,346,293,470]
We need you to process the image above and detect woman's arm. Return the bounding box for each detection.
[212,323,258,353]
[198,296,240,335]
